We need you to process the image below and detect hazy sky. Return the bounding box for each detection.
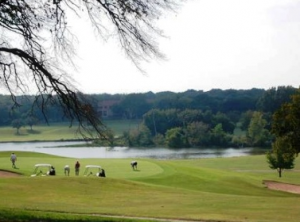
[69,0,300,94]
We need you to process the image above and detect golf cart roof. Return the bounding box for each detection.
[31,163,52,177]
[34,164,52,167]
[83,165,102,176]
[85,165,101,169]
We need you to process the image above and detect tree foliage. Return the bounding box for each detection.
[186,121,209,146]
[272,90,300,154]
[124,125,153,147]
[257,86,297,113]
[11,118,24,134]
[25,115,39,131]
[266,137,295,177]
[0,0,178,138]
[165,127,188,148]
[247,111,271,147]
[210,123,229,147]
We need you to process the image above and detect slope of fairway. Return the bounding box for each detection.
[0,152,300,222]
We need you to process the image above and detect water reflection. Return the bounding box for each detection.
[0,141,261,159]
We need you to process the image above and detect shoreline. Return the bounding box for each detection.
[0,139,93,144]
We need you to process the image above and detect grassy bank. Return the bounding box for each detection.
[0,151,300,222]
[0,120,141,142]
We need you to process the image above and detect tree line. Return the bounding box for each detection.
[92,85,299,151]
[2,86,298,149]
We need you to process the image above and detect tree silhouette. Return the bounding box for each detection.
[0,0,179,138]
[11,118,24,135]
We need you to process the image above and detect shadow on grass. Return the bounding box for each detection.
[14,133,29,136]
[26,129,41,134]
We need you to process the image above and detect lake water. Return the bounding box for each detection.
[0,141,260,159]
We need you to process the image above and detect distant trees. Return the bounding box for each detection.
[124,125,153,147]
[239,110,254,131]
[127,86,297,148]
[25,116,39,131]
[12,119,24,135]
[247,111,271,147]
[257,86,297,113]
[213,112,235,134]
[165,127,189,148]
[115,94,151,119]
[210,123,230,147]
[1,86,299,148]
[186,121,210,147]
[142,109,238,148]
[143,109,180,136]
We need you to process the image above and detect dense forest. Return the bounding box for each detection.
[1,86,298,148]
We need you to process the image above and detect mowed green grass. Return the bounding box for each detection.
[0,125,80,141]
[1,151,300,222]
[0,120,141,142]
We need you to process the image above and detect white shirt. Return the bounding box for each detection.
[11,154,16,161]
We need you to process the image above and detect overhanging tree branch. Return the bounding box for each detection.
[0,46,105,138]
[0,0,182,139]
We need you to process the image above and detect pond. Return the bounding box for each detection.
[0,141,265,159]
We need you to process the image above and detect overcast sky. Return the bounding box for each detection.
[69,0,300,94]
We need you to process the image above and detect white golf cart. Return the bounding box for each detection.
[83,165,102,176]
[31,163,52,177]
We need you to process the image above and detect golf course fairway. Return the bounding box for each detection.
[0,151,300,222]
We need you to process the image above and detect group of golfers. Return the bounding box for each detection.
[63,161,81,176]
[10,153,138,177]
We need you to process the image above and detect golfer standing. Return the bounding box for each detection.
[75,161,80,176]
[10,152,17,168]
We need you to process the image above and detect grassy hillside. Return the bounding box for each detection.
[0,119,141,142]
[0,151,300,222]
